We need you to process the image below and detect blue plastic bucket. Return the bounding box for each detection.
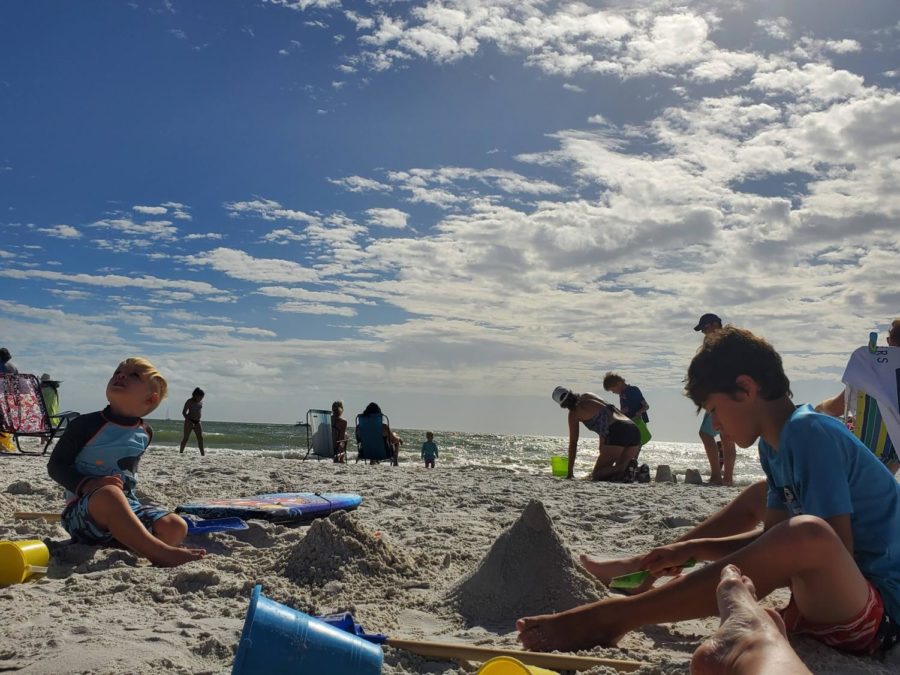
[232,585,384,675]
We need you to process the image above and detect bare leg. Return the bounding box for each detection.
[691,565,811,675]
[520,515,868,651]
[179,419,191,453]
[195,423,205,456]
[87,486,206,567]
[592,445,629,480]
[152,513,188,546]
[701,431,722,484]
[720,435,736,487]
[581,481,767,588]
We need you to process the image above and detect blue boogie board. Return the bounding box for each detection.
[175,492,362,523]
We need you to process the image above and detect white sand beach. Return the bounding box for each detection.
[2,448,899,675]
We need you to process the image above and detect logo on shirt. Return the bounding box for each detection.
[780,486,802,516]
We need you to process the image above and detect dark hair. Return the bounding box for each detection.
[890,319,900,345]
[192,387,204,399]
[363,402,382,416]
[602,372,624,390]
[685,326,792,409]
[0,348,10,361]
[560,391,579,410]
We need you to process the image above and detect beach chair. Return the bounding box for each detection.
[300,409,335,461]
[841,345,900,469]
[0,374,79,455]
[849,390,897,466]
[355,413,394,464]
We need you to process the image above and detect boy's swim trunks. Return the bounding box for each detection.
[781,581,890,654]
[61,489,170,545]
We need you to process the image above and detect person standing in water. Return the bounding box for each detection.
[179,387,205,456]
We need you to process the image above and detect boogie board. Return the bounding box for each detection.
[175,492,362,524]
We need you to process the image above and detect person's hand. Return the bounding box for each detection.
[640,542,695,577]
[79,475,124,495]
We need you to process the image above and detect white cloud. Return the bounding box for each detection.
[756,17,791,40]
[328,175,393,192]
[184,247,319,284]
[0,268,226,296]
[133,205,168,215]
[184,232,224,240]
[225,198,320,223]
[38,224,81,239]
[366,207,408,229]
[91,217,178,240]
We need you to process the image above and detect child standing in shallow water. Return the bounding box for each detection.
[421,431,438,468]
[48,358,205,567]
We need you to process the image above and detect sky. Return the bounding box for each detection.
[1,0,898,442]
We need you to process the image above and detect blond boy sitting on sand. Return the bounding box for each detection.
[48,358,206,567]
[518,327,900,661]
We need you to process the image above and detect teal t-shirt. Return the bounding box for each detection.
[421,440,438,460]
[759,404,900,621]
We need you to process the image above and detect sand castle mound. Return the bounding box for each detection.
[449,500,605,625]
[284,511,414,585]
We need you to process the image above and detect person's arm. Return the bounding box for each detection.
[814,390,845,417]
[47,416,99,495]
[421,444,426,459]
[181,398,191,419]
[566,410,580,479]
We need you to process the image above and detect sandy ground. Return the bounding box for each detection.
[1,445,898,675]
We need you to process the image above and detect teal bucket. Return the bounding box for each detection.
[232,585,384,675]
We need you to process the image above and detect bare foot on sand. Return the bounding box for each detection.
[150,546,207,568]
[691,565,811,675]
[579,554,655,594]
[517,604,624,652]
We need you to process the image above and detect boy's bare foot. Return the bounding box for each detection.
[691,565,810,675]
[579,554,654,593]
[149,546,207,568]
[517,604,624,652]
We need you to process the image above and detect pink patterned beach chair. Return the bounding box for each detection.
[0,374,78,455]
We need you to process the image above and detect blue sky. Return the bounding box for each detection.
[1,0,898,441]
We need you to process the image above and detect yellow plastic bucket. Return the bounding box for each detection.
[0,540,49,585]
[550,456,569,477]
[477,656,558,675]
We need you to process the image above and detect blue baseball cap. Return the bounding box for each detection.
[694,313,722,331]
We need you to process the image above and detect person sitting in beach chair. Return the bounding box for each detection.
[815,323,900,475]
[301,408,335,461]
[519,328,900,659]
[331,400,348,463]
[355,402,400,466]
[0,372,79,454]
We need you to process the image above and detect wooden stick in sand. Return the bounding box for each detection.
[13,512,61,521]
[386,638,643,672]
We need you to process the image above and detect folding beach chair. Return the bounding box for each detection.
[300,409,335,461]
[850,390,897,466]
[0,374,79,455]
[355,413,394,464]
[842,345,900,469]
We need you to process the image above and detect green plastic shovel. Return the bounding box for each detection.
[609,558,697,589]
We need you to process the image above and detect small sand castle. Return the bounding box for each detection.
[283,511,414,585]
[448,500,605,625]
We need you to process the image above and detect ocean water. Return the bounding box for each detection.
[148,419,767,486]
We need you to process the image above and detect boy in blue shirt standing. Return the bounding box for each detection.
[518,326,900,663]
[421,431,438,469]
